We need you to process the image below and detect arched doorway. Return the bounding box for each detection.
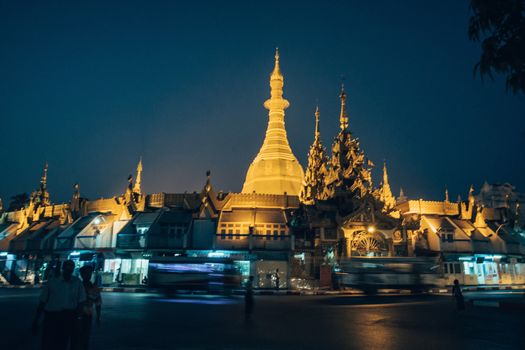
[350,230,389,256]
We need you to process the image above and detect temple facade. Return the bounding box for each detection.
[1,51,524,290]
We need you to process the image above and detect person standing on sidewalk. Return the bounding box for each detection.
[275,269,280,291]
[452,279,465,310]
[32,259,86,350]
[72,265,102,350]
[245,276,255,321]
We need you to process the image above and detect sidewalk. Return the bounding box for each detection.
[430,284,525,294]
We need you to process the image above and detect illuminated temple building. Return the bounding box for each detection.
[1,51,525,289]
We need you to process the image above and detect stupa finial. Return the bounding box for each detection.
[339,84,348,131]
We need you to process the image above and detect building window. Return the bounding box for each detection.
[453,263,461,274]
[443,264,448,274]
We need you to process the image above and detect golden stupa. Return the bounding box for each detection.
[242,50,304,195]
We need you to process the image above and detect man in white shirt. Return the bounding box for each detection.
[33,259,86,350]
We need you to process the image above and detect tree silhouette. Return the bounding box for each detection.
[469,0,525,94]
[7,193,29,211]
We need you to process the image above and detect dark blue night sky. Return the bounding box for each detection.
[1,0,523,204]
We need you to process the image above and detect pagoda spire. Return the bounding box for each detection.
[41,161,48,190]
[300,106,328,204]
[382,161,389,186]
[133,157,143,195]
[398,187,408,203]
[32,161,50,206]
[339,84,348,131]
[242,50,304,195]
[323,86,371,201]
[378,161,396,210]
[314,105,320,139]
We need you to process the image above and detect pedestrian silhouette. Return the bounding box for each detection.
[72,265,102,350]
[32,259,86,350]
[452,279,465,310]
[275,269,280,291]
[245,276,255,321]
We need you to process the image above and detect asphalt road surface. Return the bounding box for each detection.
[1,289,524,350]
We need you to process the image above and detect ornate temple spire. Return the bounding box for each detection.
[468,184,475,206]
[339,84,348,131]
[445,187,449,202]
[270,48,282,82]
[242,50,304,195]
[323,85,371,201]
[41,161,48,190]
[314,105,320,140]
[382,161,389,186]
[397,187,408,203]
[133,157,143,195]
[300,106,329,204]
[32,161,50,206]
[378,161,396,210]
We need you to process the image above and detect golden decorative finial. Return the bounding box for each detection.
[270,47,283,82]
[339,84,348,131]
[42,161,48,185]
[133,157,143,195]
[314,105,320,137]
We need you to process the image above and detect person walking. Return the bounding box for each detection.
[452,279,465,310]
[244,276,255,321]
[72,265,102,350]
[32,260,86,350]
[275,269,280,291]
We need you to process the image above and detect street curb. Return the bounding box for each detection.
[430,285,525,294]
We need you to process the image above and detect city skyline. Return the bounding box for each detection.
[1,0,524,204]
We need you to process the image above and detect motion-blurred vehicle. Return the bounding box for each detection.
[147,257,241,294]
[338,256,439,294]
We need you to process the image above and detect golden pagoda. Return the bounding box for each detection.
[242,49,304,195]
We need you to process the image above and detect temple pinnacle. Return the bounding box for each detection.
[133,157,143,195]
[270,47,283,81]
[242,50,304,195]
[339,84,348,131]
[315,105,320,138]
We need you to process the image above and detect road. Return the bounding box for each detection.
[1,289,524,350]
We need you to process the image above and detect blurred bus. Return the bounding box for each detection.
[147,257,241,293]
[338,257,439,294]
